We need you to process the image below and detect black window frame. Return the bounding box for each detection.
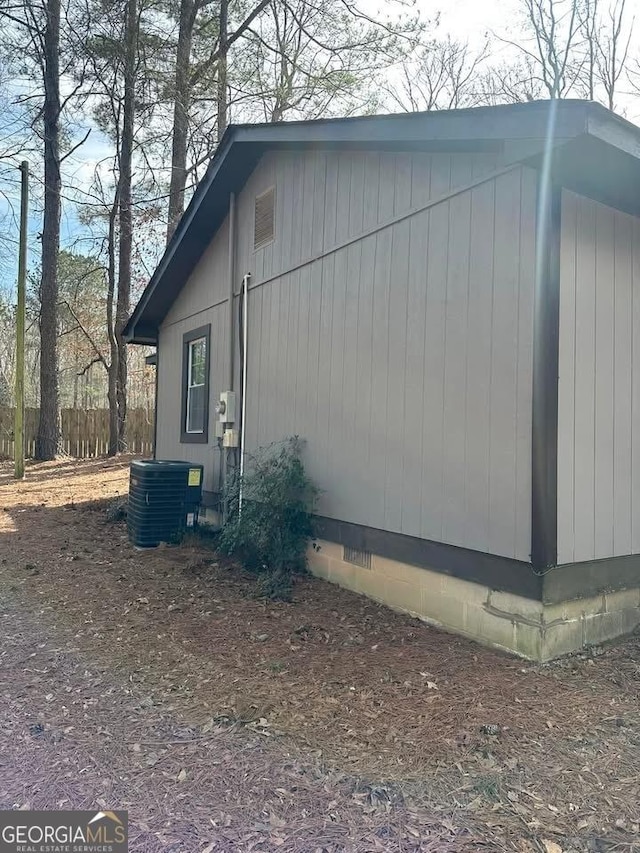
[180,324,211,444]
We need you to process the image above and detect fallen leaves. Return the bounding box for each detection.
[2,458,640,853]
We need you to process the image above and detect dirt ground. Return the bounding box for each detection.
[1,459,640,852]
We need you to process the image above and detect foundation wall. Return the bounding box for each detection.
[308,539,640,660]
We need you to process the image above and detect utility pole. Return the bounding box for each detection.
[15,160,28,480]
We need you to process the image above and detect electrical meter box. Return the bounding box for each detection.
[218,390,237,423]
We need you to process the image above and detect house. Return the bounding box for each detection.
[124,100,640,660]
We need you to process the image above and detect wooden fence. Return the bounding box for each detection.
[0,407,154,459]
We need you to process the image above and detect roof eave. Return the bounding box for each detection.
[127,325,158,345]
[585,101,640,159]
[125,100,640,342]
[123,125,238,342]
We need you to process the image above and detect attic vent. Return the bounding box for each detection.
[344,546,372,570]
[254,187,275,250]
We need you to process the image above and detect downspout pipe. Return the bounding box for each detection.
[152,349,159,459]
[239,272,250,513]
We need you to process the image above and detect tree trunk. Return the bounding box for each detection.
[73,344,79,408]
[166,0,268,240]
[115,0,137,452]
[166,0,196,243]
[217,0,229,139]
[36,0,62,460]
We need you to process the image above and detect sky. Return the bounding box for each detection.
[439,0,515,40]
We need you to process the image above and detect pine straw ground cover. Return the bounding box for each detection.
[0,459,639,853]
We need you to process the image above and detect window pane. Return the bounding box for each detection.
[190,339,206,385]
[187,384,205,433]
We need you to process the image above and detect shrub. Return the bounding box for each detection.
[217,437,318,599]
[106,497,128,523]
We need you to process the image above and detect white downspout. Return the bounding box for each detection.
[239,272,250,513]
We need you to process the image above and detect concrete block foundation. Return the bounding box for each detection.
[308,539,640,660]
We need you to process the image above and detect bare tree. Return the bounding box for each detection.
[113,0,137,453]
[0,0,64,458]
[490,0,636,107]
[37,0,63,459]
[475,57,545,104]
[165,0,270,241]
[384,37,489,112]
[72,0,162,451]
[166,0,207,241]
[503,0,583,98]
[165,0,422,238]
[0,63,38,265]
[579,0,599,98]
[589,0,634,109]
[0,285,16,405]
[235,0,421,124]
[0,0,92,458]
[216,0,229,136]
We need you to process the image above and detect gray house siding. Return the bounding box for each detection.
[156,148,538,560]
[240,152,538,561]
[163,215,230,325]
[557,190,640,564]
[233,149,506,280]
[156,214,231,490]
[156,310,228,491]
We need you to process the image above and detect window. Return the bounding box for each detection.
[181,325,210,443]
[254,187,275,250]
[186,338,206,431]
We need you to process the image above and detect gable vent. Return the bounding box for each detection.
[344,546,372,570]
[254,187,275,250]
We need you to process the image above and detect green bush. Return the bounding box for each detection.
[217,437,318,600]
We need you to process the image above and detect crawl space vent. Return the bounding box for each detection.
[343,546,372,569]
[254,187,275,249]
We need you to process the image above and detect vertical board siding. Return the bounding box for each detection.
[163,217,230,325]
[488,171,523,557]
[557,193,577,563]
[240,155,535,561]
[157,148,535,560]
[632,226,640,553]
[442,156,473,547]
[464,179,495,552]
[515,171,538,554]
[328,249,348,519]
[613,212,633,556]
[593,205,615,558]
[235,149,503,281]
[421,190,449,542]
[385,217,411,531]
[558,190,640,564]
[574,197,597,560]
[370,228,392,528]
[353,235,376,526]
[401,211,429,535]
[156,306,228,493]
